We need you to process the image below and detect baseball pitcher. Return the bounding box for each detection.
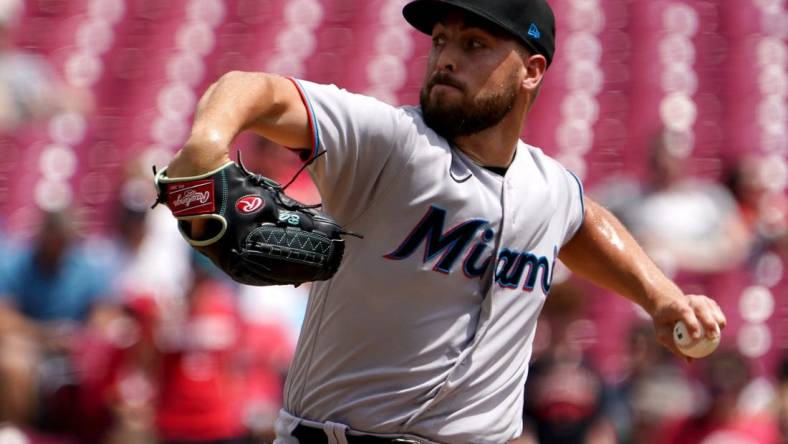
[156,0,727,443]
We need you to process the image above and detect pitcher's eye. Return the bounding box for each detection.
[467,38,485,49]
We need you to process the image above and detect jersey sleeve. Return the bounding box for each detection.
[527,147,586,247]
[288,78,415,223]
[560,168,585,245]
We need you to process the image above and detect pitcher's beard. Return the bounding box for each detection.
[420,75,519,141]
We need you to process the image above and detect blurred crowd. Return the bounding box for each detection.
[510,128,788,443]
[0,148,785,444]
[0,3,307,441]
[0,203,303,444]
[0,93,786,444]
[0,0,786,443]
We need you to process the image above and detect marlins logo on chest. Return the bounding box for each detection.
[384,205,557,293]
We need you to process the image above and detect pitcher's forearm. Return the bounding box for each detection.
[558,198,683,315]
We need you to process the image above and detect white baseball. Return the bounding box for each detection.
[673,320,720,358]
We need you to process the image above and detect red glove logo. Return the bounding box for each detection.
[236,195,264,214]
[167,180,216,216]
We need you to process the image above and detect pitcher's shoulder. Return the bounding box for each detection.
[519,142,564,174]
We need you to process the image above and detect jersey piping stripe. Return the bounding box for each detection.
[566,168,585,240]
[287,77,321,161]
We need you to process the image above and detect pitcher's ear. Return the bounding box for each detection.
[522,53,547,90]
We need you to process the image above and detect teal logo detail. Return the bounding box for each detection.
[527,23,540,39]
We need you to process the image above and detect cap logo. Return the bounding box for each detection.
[527,22,540,39]
[236,195,264,214]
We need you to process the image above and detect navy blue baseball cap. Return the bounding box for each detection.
[403,0,556,66]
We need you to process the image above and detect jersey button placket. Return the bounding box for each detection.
[504,178,516,228]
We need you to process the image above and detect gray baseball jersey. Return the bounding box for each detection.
[280,79,584,443]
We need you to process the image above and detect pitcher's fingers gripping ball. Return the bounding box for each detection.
[673,320,721,358]
[153,154,353,286]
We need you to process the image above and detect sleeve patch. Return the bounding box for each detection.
[566,168,585,239]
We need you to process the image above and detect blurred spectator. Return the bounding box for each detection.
[0,0,89,133]
[595,129,750,275]
[513,283,618,444]
[79,188,173,444]
[612,323,697,444]
[778,357,788,443]
[129,253,251,444]
[723,155,788,264]
[237,313,294,443]
[657,349,780,444]
[0,209,122,437]
[0,215,18,273]
[103,172,193,301]
[105,165,294,443]
[79,172,198,444]
[519,355,617,444]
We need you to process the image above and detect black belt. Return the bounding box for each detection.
[292,424,421,444]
